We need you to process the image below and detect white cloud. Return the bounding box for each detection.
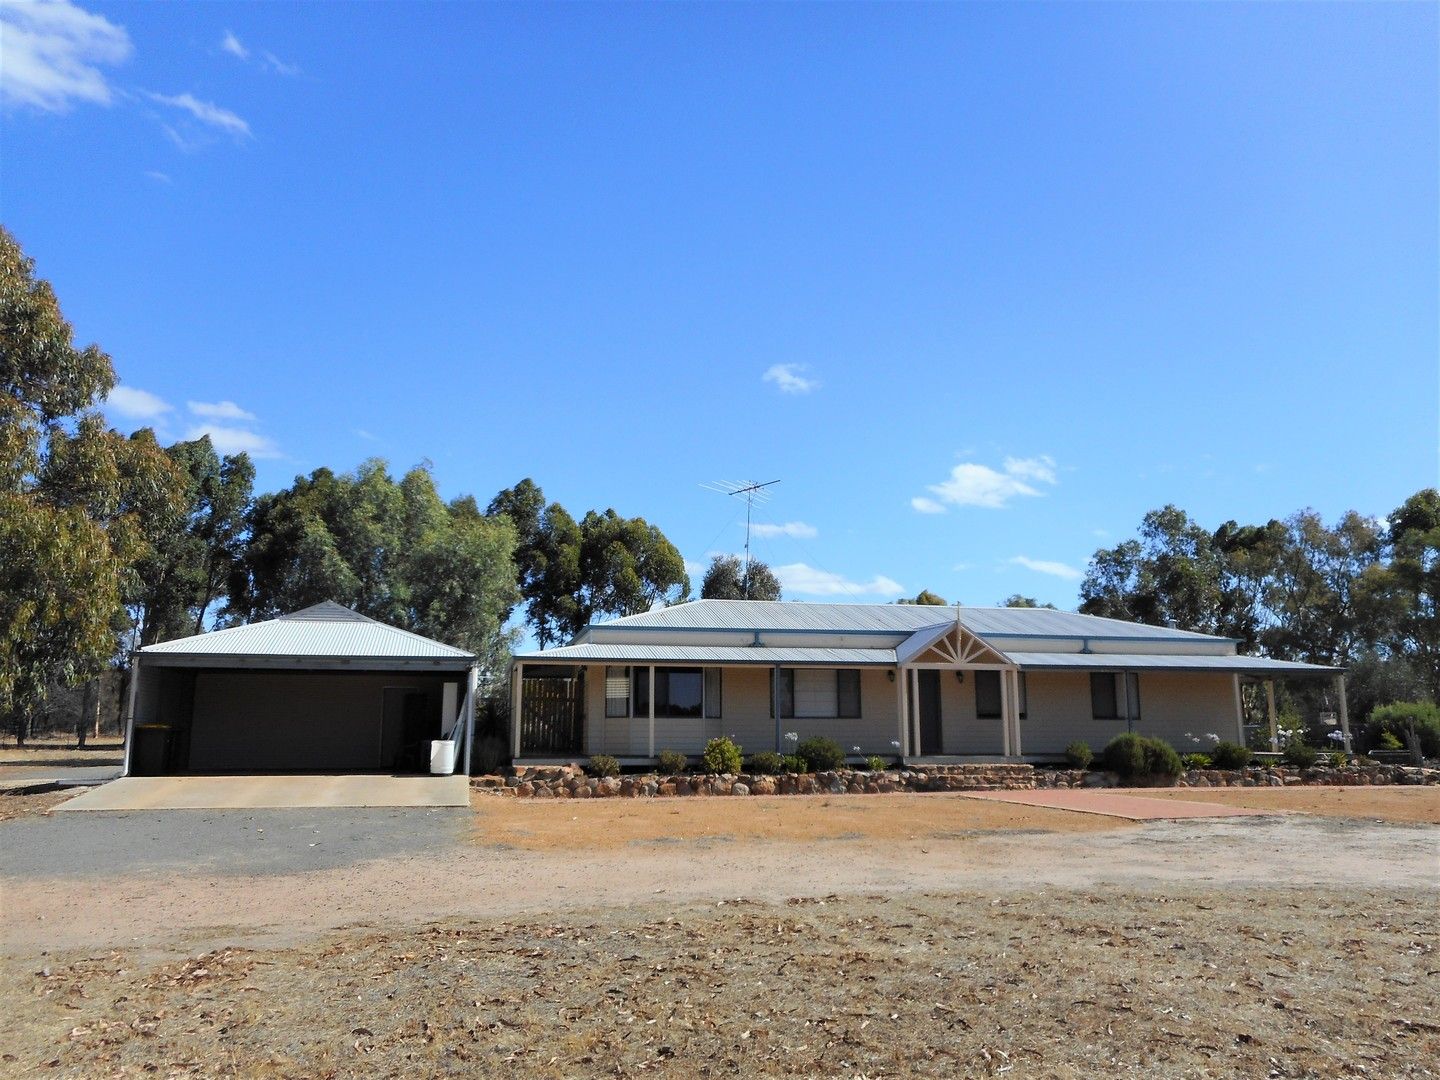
[146,91,250,137]
[1010,555,1083,582]
[750,521,818,540]
[261,50,300,77]
[0,0,131,111]
[187,399,256,422]
[104,385,172,420]
[774,562,902,597]
[683,558,706,577]
[184,423,280,459]
[762,363,818,395]
[144,169,171,184]
[220,29,248,60]
[916,454,1058,511]
[353,428,378,441]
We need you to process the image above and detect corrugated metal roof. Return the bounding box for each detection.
[589,599,1229,642]
[517,644,896,666]
[141,602,475,661]
[1006,652,1338,674]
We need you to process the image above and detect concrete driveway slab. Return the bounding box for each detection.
[960,788,1276,820]
[55,774,469,811]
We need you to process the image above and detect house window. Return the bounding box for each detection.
[1090,672,1119,720]
[1124,672,1141,721]
[771,669,795,719]
[771,669,862,718]
[837,670,861,718]
[632,666,650,718]
[704,668,722,719]
[975,671,1002,719]
[605,666,630,718]
[656,667,704,718]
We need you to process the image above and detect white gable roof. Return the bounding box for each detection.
[141,602,474,662]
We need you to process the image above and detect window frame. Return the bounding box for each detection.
[1090,672,1120,720]
[604,666,631,719]
[974,670,1003,720]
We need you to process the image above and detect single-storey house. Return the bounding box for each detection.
[124,602,478,776]
[511,599,1347,764]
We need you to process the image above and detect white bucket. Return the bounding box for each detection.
[429,739,457,775]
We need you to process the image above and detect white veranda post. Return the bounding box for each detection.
[1336,674,1352,754]
[896,667,910,757]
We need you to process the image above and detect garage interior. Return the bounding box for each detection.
[124,603,478,777]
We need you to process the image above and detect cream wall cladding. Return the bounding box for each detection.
[582,665,900,758]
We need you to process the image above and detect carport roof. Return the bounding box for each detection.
[140,602,475,663]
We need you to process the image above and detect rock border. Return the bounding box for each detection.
[472,760,1440,798]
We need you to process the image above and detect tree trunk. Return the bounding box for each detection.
[77,679,98,748]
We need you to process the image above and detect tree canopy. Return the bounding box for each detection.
[896,590,948,606]
[488,479,689,645]
[700,554,783,601]
[1,227,185,726]
[229,460,520,674]
[1079,494,1436,720]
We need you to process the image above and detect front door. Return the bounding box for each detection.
[918,670,942,755]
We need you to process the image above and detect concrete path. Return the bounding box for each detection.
[55,774,470,811]
[960,788,1273,820]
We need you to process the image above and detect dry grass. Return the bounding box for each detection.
[472,791,1126,851]
[0,737,124,768]
[9,888,1436,1078]
[0,789,72,822]
[1135,786,1440,825]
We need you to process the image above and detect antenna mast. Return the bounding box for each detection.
[700,479,781,598]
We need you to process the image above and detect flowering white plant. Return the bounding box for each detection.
[784,732,798,744]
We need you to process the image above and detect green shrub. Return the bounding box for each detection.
[1368,702,1440,757]
[1103,733,1181,779]
[796,736,846,772]
[1282,741,1318,769]
[1181,753,1211,770]
[1328,751,1347,768]
[587,754,620,778]
[701,736,743,774]
[656,749,688,775]
[1143,738,1183,779]
[745,751,784,775]
[865,755,888,772]
[781,754,807,774]
[1209,741,1252,769]
[1102,733,1148,777]
[1377,731,1404,751]
[1063,741,1093,770]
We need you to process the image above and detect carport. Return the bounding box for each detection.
[124,602,478,777]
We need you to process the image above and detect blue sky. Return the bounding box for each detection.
[5,1,1437,609]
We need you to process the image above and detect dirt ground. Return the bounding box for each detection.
[1136,785,1440,824]
[0,790,74,823]
[472,788,1124,850]
[4,787,1438,1077]
[8,887,1437,1078]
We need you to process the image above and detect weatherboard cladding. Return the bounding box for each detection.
[140,601,475,661]
[586,599,1229,642]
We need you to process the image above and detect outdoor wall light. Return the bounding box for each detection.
[955,670,965,683]
[887,670,895,683]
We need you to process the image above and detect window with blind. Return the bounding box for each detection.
[1090,672,1119,720]
[605,666,630,718]
[771,669,862,718]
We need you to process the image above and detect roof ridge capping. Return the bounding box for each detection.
[277,601,377,623]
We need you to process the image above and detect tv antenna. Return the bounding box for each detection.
[700,479,781,598]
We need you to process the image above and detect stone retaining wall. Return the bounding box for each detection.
[472,763,1036,798]
[471,761,1440,799]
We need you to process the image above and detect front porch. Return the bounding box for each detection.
[509,620,1022,764]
